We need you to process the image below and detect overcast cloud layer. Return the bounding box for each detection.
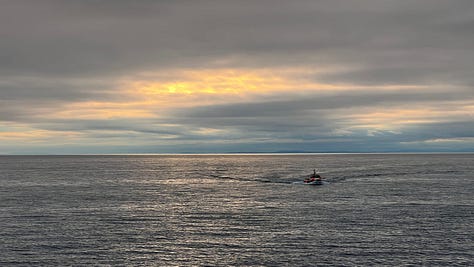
[0,0,473,154]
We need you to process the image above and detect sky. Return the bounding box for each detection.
[0,0,473,154]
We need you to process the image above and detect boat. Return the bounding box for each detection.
[303,178,323,185]
[304,179,324,185]
[303,169,324,185]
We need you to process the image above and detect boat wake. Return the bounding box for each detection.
[199,173,302,184]
[292,180,329,185]
[201,173,329,185]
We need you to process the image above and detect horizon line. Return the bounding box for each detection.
[1,152,473,156]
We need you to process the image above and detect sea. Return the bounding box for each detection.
[0,154,472,266]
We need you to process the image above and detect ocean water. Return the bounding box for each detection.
[0,154,472,266]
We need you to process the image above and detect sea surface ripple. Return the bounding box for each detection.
[0,154,473,266]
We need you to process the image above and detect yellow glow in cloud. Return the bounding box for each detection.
[16,67,471,143]
[52,101,157,120]
[49,69,323,120]
[45,68,435,121]
[0,129,82,143]
[400,137,474,145]
[135,70,279,95]
[120,69,433,121]
[127,69,346,100]
[344,104,474,130]
[191,127,228,135]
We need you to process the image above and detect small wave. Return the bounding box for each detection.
[291,181,329,185]
[201,173,294,184]
[329,168,463,183]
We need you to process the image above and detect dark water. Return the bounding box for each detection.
[0,154,473,266]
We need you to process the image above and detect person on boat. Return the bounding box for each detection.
[311,169,321,180]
